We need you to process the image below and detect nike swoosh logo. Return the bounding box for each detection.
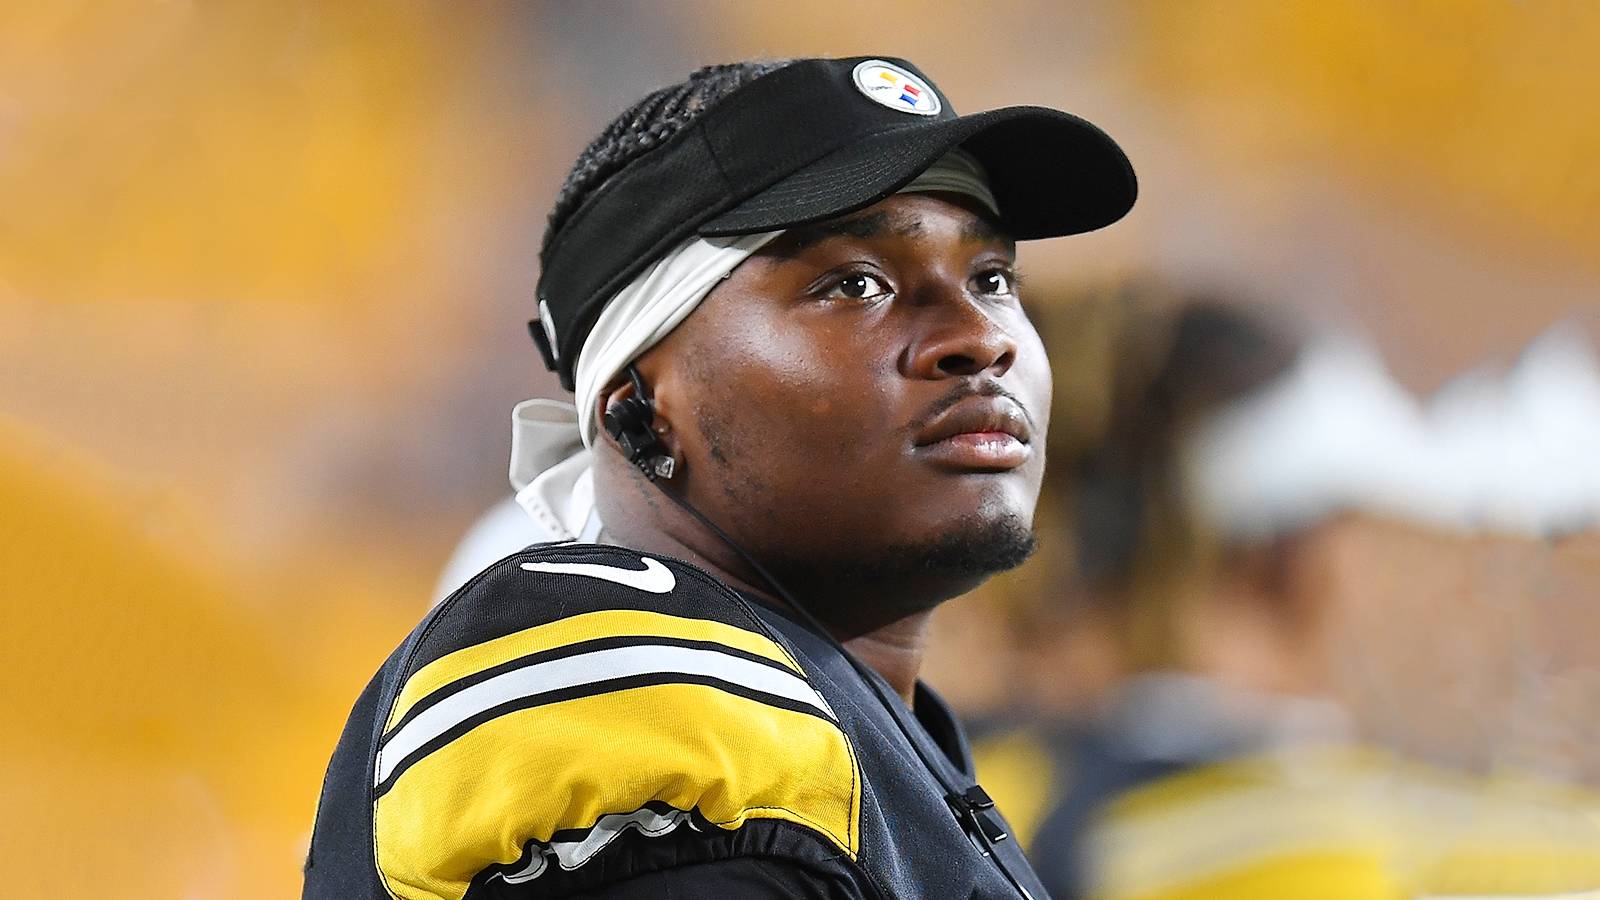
[519,557,676,594]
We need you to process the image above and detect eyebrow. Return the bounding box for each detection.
[769,206,1015,257]
[771,210,921,256]
[960,214,1013,250]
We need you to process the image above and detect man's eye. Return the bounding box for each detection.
[824,273,892,301]
[972,269,1016,297]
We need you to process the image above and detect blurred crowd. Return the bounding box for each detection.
[959,287,1600,898]
[5,2,1600,897]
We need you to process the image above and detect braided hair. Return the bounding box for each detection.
[541,60,792,262]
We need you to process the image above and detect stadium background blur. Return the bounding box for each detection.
[3,2,1598,896]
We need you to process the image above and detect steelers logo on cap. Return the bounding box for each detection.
[851,59,941,116]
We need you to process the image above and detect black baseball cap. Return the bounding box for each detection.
[533,55,1137,390]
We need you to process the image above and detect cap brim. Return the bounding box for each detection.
[698,105,1136,240]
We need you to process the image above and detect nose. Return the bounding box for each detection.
[903,292,1019,379]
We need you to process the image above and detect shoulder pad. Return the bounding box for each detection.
[372,544,861,900]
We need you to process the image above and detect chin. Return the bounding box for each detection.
[794,509,1039,587]
[932,456,1041,503]
[906,509,1038,578]
[761,510,1038,634]
[920,471,1040,540]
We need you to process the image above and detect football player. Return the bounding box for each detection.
[305,55,1135,899]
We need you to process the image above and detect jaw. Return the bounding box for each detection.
[759,498,1040,638]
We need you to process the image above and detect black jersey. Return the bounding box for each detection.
[303,543,1046,899]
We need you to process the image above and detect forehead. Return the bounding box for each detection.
[761,192,1014,258]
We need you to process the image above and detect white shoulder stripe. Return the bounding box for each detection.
[376,643,832,786]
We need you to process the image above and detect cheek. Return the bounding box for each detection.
[713,314,900,450]
[682,314,920,540]
[1016,325,1053,436]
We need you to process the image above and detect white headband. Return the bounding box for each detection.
[570,147,998,448]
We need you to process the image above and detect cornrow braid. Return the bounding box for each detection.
[541,60,793,263]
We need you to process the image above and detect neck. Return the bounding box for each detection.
[842,611,933,705]
[595,458,944,706]
[593,461,782,602]
[604,512,938,704]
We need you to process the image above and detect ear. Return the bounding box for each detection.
[596,366,676,454]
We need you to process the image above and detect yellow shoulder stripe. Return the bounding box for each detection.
[375,676,860,900]
[387,608,801,730]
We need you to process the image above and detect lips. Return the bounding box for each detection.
[912,395,1033,471]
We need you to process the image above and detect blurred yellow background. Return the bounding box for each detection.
[3,2,1598,896]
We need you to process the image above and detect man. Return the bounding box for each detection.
[304,56,1135,898]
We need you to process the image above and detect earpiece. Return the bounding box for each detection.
[602,365,676,480]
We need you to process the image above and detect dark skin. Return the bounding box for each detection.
[593,191,1052,704]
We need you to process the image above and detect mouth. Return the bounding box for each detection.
[911,395,1033,472]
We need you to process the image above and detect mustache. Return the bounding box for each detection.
[909,380,1038,433]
